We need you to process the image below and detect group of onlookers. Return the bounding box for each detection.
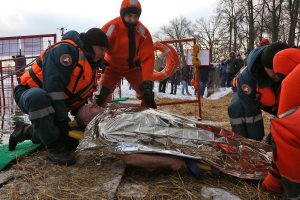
[157,52,245,97]
[158,65,192,95]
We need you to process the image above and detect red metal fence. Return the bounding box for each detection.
[0,34,57,131]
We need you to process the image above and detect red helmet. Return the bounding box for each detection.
[120,0,142,17]
[260,38,270,46]
[273,48,300,76]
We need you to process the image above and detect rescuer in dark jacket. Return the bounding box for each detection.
[228,42,288,141]
[10,28,109,166]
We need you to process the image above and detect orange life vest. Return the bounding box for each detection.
[20,40,98,109]
[232,66,277,108]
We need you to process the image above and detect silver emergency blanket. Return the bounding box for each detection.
[86,108,272,179]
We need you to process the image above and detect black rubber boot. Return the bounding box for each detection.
[65,137,79,152]
[9,121,33,151]
[47,138,76,166]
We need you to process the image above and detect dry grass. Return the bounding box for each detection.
[157,94,273,140]
[0,147,125,199]
[117,167,281,200]
[0,94,281,199]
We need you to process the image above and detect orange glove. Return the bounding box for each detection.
[262,173,283,194]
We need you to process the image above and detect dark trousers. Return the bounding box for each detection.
[220,72,226,87]
[170,81,177,94]
[14,85,60,146]
[226,72,234,87]
[158,79,168,93]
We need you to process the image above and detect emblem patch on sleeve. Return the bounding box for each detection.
[60,54,72,66]
[241,84,252,95]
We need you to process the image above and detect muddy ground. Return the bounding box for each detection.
[0,94,280,200]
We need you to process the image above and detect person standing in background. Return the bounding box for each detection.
[170,69,180,95]
[158,66,168,93]
[224,51,238,88]
[181,65,191,95]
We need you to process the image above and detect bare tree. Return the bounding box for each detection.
[217,0,237,52]
[259,0,266,40]
[287,0,300,46]
[194,17,220,61]
[155,16,193,66]
[246,0,256,50]
[264,0,285,42]
[153,0,300,64]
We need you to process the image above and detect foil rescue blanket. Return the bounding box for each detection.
[85,108,272,179]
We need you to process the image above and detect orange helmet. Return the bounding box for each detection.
[120,0,142,17]
[273,48,300,76]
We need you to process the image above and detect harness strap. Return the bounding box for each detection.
[29,68,43,88]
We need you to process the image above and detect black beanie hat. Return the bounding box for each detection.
[85,28,109,49]
[260,41,288,69]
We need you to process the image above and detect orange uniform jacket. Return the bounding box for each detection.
[271,64,300,183]
[101,17,155,81]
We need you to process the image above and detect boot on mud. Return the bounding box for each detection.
[9,121,32,151]
[47,138,76,166]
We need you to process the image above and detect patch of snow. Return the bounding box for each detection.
[201,186,241,200]
[117,80,232,101]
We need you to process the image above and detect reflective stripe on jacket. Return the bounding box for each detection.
[102,17,155,81]
[20,40,97,109]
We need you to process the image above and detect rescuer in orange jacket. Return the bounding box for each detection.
[262,48,300,199]
[10,28,108,166]
[95,0,156,108]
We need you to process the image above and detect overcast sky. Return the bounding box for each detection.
[0,0,218,37]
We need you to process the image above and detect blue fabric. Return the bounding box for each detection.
[200,81,206,96]
[181,81,190,94]
[185,159,203,179]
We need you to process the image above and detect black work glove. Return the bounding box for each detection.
[55,120,79,151]
[99,59,109,73]
[139,81,157,109]
[94,86,110,106]
[94,94,106,106]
